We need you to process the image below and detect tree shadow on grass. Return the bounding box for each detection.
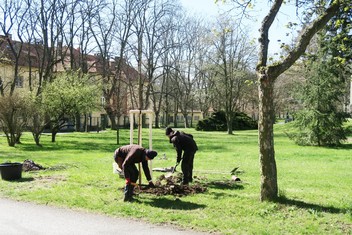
[17,140,117,153]
[276,195,346,214]
[204,180,244,190]
[143,197,206,210]
[330,143,352,150]
[202,180,244,199]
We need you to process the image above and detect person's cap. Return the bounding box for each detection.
[165,127,173,136]
[146,150,158,159]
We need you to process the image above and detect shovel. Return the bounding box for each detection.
[165,161,180,178]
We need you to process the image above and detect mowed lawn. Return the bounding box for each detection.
[0,123,351,234]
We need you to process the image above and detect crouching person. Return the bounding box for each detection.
[113,144,157,202]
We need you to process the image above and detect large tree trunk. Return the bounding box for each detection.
[258,73,278,201]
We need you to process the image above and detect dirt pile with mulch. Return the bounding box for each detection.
[22,159,46,172]
[137,173,207,197]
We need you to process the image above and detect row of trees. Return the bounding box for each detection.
[0,72,98,146]
[0,0,258,134]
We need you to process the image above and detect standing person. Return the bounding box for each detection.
[113,144,157,202]
[165,127,198,185]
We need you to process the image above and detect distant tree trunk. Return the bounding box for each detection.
[51,122,61,142]
[51,131,58,143]
[6,134,16,147]
[154,110,160,128]
[108,112,117,130]
[75,113,81,132]
[15,132,22,144]
[33,133,42,147]
[227,117,233,135]
[182,112,189,128]
[173,112,177,128]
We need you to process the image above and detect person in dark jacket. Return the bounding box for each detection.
[113,144,157,202]
[165,127,198,185]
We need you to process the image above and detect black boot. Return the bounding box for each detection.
[181,176,189,185]
[123,184,134,202]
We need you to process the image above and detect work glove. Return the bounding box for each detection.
[148,180,155,188]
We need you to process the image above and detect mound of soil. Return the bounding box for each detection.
[22,159,46,172]
[137,173,207,197]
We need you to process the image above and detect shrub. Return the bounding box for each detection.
[0,92,30,146]
[196,111,257,131]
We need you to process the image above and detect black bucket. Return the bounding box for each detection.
[0,162,23,181]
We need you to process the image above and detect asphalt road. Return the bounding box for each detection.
[0,198,210,235]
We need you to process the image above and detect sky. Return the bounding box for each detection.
[179,0,300,56]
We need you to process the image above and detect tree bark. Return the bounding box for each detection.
[108,112,117,130]
[154,111,160,128]
[51,131,57,143]
[33,133,42,147]
[258,72,277,201]
[226,112,233,135]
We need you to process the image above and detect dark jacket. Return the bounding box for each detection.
[114,144,152,181]
[169,131,198,162]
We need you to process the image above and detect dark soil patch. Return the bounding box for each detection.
[22,159,46,172]
[137,174,207,197]
[136,173,207,197]
[134,173,243,197]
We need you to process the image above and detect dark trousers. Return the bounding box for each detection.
[124,164,139,183]
[181,151,195,184]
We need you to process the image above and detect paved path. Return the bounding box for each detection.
[0,198,210,235]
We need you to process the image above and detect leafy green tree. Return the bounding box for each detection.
[290,8,352,146]
[41,71,99,142]
[0,91,29,146]
[291,56,347,146]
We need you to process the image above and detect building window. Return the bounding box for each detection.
[194,116,199,121]
[15,76,23,88]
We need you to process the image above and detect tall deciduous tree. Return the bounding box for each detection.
[224,0,350,201]
[88,0,118,128]
[254,0,347,201]
[145,0,179,128]
[209,16,256,134]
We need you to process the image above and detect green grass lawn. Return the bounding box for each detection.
[0,124,351,234]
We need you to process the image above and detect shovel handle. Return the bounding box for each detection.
[172,161,180,173]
